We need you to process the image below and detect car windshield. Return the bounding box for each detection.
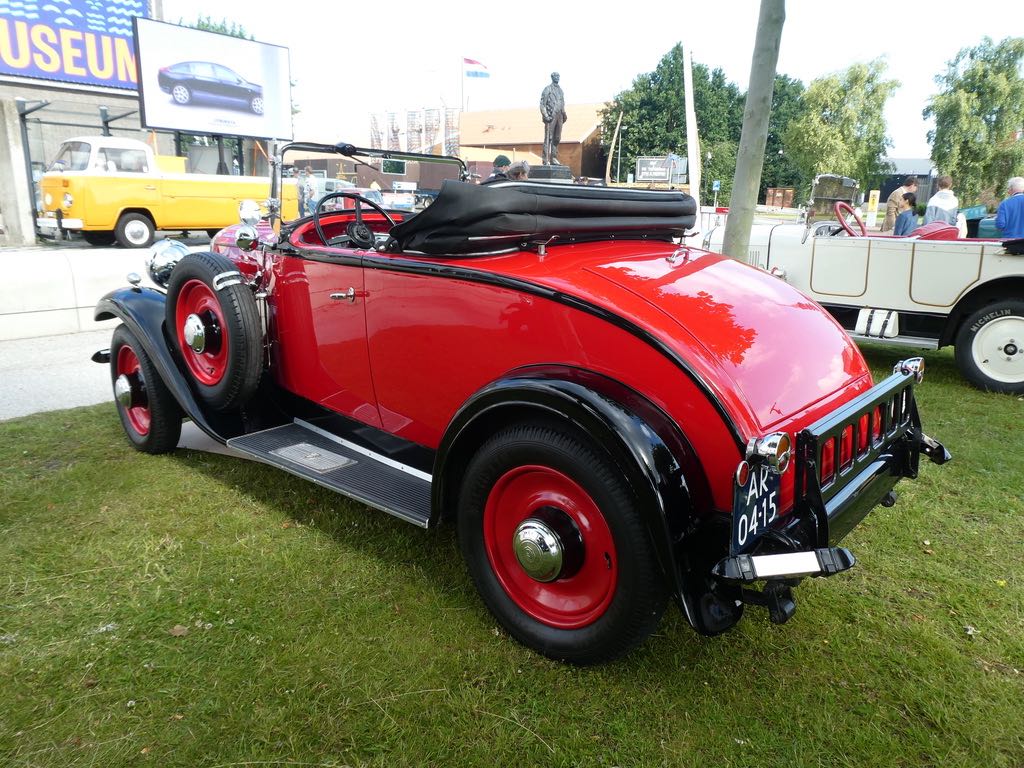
[48,141,91,172]
[283,145,464,224]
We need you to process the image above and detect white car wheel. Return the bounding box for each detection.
[172,85,191,105]
[249,96,264,115]
[955,300,1024,393]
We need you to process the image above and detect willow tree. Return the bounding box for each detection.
[924,37,1024,203]
[782,60,898,193]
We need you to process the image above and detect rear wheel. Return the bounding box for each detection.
[457,423,667,664]
[165,251,262,411]
[955,299,1024,394]
[115,212,155,248]
[249,96,264,115]
[110,325,182,454]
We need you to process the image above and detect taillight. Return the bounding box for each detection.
[871,406,882,443]
[857,413,869,456]
[820,437,836,486]
[840,425,854,471]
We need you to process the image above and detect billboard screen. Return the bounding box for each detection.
[134,18,292,140]
[636,155,688,184]
[0,0,147,89]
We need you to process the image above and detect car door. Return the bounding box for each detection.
[214,65,245,101]
[272,250,382,429]
[189,62,218,98]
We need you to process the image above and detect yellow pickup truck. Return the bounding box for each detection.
[37,136,298,247]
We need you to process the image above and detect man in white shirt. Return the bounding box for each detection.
[923,175,959,226]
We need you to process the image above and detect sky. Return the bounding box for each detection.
[162,0,1016,159]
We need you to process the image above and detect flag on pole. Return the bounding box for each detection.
[463,58,489,78]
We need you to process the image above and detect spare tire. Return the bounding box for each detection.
[165,251,263,411]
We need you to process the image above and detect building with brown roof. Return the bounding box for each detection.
[458,104,606,178]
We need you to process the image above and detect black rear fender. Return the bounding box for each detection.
[433,366,714,627]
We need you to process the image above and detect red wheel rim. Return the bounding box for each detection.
[116,345,150,436]
[483,465,618,629]
[175,279,229,386]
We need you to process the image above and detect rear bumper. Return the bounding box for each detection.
[713,367,949,587]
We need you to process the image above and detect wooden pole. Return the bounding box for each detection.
[722,0,785,263]
[605,111,623,185]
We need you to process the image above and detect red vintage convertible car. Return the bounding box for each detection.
[94,143,949,664]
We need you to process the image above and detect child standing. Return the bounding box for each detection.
[893,192,918,236]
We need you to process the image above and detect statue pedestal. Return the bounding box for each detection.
[530,164,574,184]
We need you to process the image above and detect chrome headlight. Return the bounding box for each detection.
[62,192,74,209]
[239,199,262,226]
[146,239,190,288]
[747,432,793,475]
[44,192,53,207]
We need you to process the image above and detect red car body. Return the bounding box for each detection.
[96,143,948,663]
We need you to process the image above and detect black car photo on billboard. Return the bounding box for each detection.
[157,61,264,114]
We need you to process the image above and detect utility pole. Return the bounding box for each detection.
[722,0,785,263]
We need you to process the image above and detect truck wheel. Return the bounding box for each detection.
[110,325,182,454]
[249,96,264,115]
[82,231,116,246]
[171,84,191,105]
[115,213,155,248]
[457,423,667,665]
[955,300,1024,394]
[165,251,262,411]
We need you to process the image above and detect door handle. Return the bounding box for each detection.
[330,288,356,303]
[144,185,157,191]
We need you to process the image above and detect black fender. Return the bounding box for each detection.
[95,286,243,441]
[432,365,714,627]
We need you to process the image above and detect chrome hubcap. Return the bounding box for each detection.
[114,374,133,407]
[513,518,564,583]
[183,313,207,353]
[125,219,150,244]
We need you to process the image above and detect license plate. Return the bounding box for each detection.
[731,463,780,554]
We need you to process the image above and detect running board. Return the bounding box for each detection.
[227,422,431,528]
[711,548,856,583]
[848,333,939,350]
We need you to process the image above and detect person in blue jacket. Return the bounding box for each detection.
[893,192,918,236]
[995,177,1024,238]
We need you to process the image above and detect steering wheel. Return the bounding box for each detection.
[313,191,397,249]
[834,201,866,237]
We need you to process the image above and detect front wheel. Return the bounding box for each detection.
[457,423,667,664]
[249,95,264,115]
[955,300,1024,394]
[115,212,155,248]
[110,325,182,454]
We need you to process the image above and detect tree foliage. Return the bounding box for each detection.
[782,60,898,195]
[762,74,806,196]
[600,44,743,198]
[924,37,1024,204]
[183,15,254,40]
[601,45,809,204]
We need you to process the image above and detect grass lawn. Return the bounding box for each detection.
[1,344,1022,767]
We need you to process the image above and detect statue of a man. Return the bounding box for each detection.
[540,72,568,166]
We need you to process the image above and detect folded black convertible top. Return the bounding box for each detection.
[388,180,697,255]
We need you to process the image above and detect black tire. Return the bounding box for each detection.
[954,299,1024,394]
[110,324,182,454]
[82,231,116,246]
[457,423,668,665]
[165,251,262,411]
[114,212,155,248]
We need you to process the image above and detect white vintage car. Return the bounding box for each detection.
[703,206,1024,394]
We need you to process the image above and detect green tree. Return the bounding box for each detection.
[783,60,898,196]
[761,73,806,196]
[600,44,744,198]
[924,36,1024,204]
[182,15,254,39]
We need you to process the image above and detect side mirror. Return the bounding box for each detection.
[235,224,259,252]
